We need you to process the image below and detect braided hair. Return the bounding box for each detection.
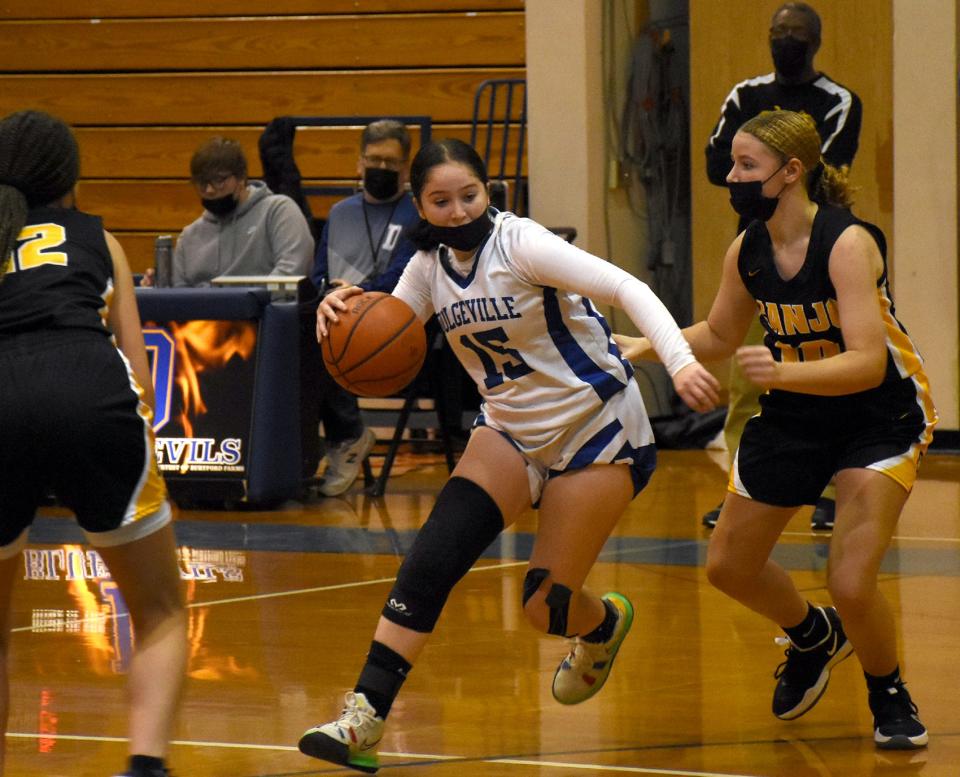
[0,110,80,277]
[739,109,856,208]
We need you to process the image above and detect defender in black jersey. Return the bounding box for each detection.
[620,109,934,750]
[0,110,185,777]
[702,2,863,532]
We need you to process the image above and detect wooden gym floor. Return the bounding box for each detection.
[6,447,960,776]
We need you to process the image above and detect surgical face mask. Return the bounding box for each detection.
[429,209,494,251]
[363,167,400,201]
[771,37,810,79]
[728,162,787,222]
[201,192,239,217]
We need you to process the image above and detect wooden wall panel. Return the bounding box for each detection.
[0,69,525,125]
[689,0,892,326]
[0,2,527,276]
[77,180,349,231]
[114,233,163,272]
[75,125,525,179]
[0,13,525,72]
[0,0,524,19]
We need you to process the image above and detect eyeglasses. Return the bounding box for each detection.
[361,154,407,171]
[193,172,236,189]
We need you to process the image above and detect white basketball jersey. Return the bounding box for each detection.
[393,212,640,449]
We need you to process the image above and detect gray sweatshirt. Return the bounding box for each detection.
[172,181,314,287]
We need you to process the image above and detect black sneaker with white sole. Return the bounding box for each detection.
[870,680,929,750]
[701,501,723,529]
[772,605,853,720]
[810,497,836,531]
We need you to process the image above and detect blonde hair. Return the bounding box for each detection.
[739,109,855,208]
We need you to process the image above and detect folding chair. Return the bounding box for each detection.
[360,323,459,497]
[470,78,527,215]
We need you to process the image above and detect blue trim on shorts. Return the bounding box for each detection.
[617,441,657,496]
[563,418,623,471]
[546,426,656,498]
[542,287,626,401]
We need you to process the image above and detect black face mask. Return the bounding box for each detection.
[728,163,787,222]
[363,167,400,201]
[771,37,810,79]
[202,192,239,217]
[429,209,494,252]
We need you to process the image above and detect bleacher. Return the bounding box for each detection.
[0,0,526,273]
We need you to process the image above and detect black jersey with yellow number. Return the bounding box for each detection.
[0,206,113,337]
[738,204,930,411]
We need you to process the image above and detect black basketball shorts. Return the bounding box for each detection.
[728,377,937,508]
[0,330,169,557]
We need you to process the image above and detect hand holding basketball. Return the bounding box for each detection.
[320,290,427,397]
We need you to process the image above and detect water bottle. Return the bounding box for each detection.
[154,235,173,287]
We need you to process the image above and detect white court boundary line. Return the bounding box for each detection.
[5,732,762,776]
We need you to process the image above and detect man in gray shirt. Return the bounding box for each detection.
[173,136,314,287]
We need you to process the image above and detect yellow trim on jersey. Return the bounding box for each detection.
[99,278,114,330]
[867,371,939,492]
[878,287,924,378]
[113,344,169,523]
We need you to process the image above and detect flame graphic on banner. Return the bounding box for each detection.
[167,321,256,437]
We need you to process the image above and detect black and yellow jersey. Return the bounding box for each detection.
[739,204,931,409]
[0,206,112,337]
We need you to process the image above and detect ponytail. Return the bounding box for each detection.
[0,183,27,277]
[0,110,80,280]
[809,160,857,208]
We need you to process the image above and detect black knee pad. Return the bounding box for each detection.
[382,476,503,633]
[522,566,574,637]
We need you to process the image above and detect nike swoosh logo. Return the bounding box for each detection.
[748,268,761,277]
[825,631,840,657]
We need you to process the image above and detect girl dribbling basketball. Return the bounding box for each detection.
[299,138,720,773]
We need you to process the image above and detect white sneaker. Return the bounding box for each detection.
[320,429,376,496]
[298,691,384,773]
[552,592,634,705]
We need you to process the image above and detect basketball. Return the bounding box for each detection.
[322,292,427,397]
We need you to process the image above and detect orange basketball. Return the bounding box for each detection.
[322,292,427,397]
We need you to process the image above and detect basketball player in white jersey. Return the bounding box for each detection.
[299,138,719,774]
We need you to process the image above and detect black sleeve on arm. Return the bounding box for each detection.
[823,93,862,169]
[705,89,743,186]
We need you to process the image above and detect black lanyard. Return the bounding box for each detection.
[362,198,401,267]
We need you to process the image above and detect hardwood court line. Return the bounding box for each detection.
[11,532,958,637]
[5,733,761,776]
[7,560,532,634]
[782,530,960,542]
[10,539,694,636]
[488,760,759,776]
